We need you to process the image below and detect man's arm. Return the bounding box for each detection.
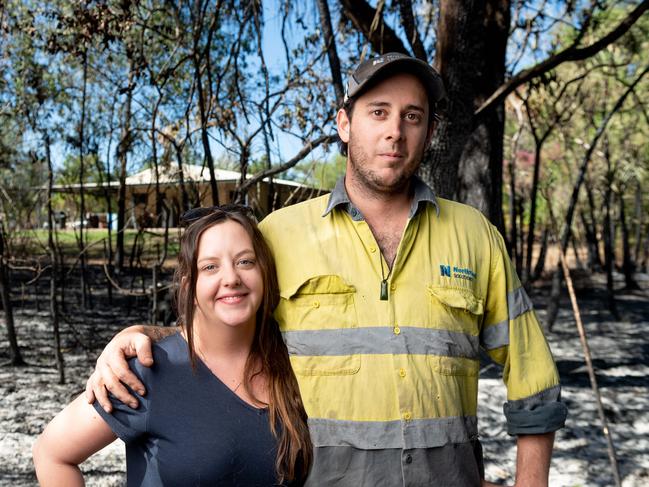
[481,432,554,487]
[84,324,179,412]
[513,432,554,486]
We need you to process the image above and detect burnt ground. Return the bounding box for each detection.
[1,268,648,486]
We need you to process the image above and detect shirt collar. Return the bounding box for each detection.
[322,175,440,221]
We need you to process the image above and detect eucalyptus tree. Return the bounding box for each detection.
[312,0,649,233]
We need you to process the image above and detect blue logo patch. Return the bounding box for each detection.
[439,264,477,281]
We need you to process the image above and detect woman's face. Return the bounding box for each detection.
[193,220,263,331]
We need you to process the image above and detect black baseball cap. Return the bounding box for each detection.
[344,52,445,107]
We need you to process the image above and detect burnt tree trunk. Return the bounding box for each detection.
[192,16,219,206]
[98,109,115,304]
[508,149,518,266]
[632,180,643,263]
[642,227,649,273]
[619,192,638,290]
[516,195,525,272]
[571,235,584,270]
[78,49,89,309]
[584,177,603,270]
[602,182,619,319]
[524,142,544,283]
[0,223,24,366]
[532,226,549,281]
[507,101,524,265]
[115,64,136,273]
[316,0,344,104]
[580,210,601,272]
[151,98,163,221]
[45,135,65,383]
[426,0,509,230]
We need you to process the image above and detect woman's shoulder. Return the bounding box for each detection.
[127,330,188,379]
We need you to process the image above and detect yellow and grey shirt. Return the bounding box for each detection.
[260,177,567,487]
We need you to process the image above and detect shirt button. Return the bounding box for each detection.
[403,411,412,421]
[405,454,413,464]
[369,246,377,253]
[312,301,320,308]
[393,326,401,335]
[390,283,396,291]
[399,368,406,378]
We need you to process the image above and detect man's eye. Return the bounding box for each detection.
[372,109,385,117]
[405,113,422,122]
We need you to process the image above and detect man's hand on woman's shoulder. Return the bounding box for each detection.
[84,324,177,412]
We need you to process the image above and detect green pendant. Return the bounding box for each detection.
[380,280,388,301]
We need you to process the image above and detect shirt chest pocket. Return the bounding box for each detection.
[277,275,361,376]
[427,285,484,336]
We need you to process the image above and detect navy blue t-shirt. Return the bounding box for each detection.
[94,333,298,486]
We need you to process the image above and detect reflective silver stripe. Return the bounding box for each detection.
[508,287,533,320]
[283,326,479,359]
[482,288,533,350]
[308,416,478,449]
[481,319,509,349]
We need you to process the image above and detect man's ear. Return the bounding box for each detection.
[336,108,350,143]
[425,119,437,146]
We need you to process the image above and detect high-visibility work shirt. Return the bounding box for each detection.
[259,177,567,487]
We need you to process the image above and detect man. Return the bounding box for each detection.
[87,53,567,486]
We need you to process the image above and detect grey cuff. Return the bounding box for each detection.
[503,385,568,435]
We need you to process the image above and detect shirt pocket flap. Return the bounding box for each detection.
[276,275,358,332]
[432,356,480,376]
[428,286,484,315]
[280,275,356,299]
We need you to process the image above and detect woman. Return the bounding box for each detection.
[33,206,312,486]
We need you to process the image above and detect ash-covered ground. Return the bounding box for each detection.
[1,271,648,486]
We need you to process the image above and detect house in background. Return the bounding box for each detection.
[50,164,325,228]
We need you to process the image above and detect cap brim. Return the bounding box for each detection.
[348,57,445,104]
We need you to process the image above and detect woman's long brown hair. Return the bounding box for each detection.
[174,209,312,483]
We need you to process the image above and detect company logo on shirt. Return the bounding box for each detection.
[440,264,476,281]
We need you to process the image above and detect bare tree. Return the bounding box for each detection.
[545,65,648,329]
[45,135,65,383]
[0,222,25,366]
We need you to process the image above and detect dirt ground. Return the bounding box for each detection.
[1,270,648,486]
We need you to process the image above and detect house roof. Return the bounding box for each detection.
[125,165,243,185]
[50,164,310,191]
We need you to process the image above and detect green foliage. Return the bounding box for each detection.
[504,2,649,264]
[14,228,180,261]
[292,154,346,190]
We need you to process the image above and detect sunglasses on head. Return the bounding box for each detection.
[180,204,257,226]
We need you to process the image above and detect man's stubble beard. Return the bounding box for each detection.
[347,131,422,196]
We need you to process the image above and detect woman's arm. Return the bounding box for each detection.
[33,394,118,486]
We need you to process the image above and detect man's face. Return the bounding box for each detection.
[337,72,434,195]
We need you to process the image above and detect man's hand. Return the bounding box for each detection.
[84,326,154,412]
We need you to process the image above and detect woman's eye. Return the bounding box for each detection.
[203,264,218,271]
[237,259,256,268]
